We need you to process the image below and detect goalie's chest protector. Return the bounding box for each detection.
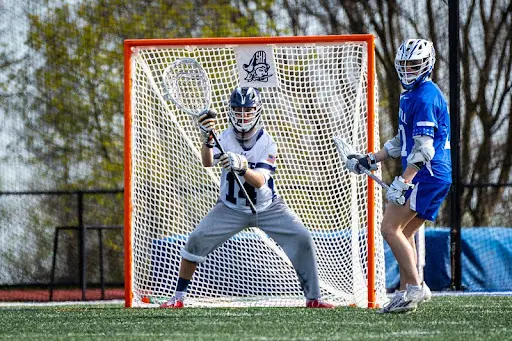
[215,128,277,213]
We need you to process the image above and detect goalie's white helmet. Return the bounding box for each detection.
[228,87,263,135]
[395,39,436,90]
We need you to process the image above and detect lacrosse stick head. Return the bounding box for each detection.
[333,136,357,163]
[161,58,212,117]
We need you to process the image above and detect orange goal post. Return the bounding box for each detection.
[124,35,385,308]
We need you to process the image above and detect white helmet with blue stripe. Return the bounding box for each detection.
[394,39,436,90]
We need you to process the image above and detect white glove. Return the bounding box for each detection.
[345,153,378,175]
[219,152,248,175]
[386,176,415,205]
[197,109,217,147]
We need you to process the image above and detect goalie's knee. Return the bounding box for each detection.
[180,248,206,264]
[181,230,210,263]
[293,228,314,250]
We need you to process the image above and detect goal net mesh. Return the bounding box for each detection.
[127,39,386,307]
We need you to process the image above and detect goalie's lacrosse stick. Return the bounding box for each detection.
[333,136,390,191]
[161,58,257,214]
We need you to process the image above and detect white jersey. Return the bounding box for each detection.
[213,127,277,213]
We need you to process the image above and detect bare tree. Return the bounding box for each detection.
[459,0,512,226]
[277,0,512,226]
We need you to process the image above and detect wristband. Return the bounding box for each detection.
[399,176,409,184]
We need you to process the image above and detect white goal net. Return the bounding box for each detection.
[124,36,386,308]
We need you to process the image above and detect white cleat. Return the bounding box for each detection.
[406,282,432,304]
[378,291,417,314]
[379,282,432,314]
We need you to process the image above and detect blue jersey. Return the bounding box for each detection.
[398,80,452,183]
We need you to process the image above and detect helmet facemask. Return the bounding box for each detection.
[228,87,263,143]
[230,106,262,134]
[394,39,435,90]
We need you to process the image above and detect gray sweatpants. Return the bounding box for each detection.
[181,197,321,300]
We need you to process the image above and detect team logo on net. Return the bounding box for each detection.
[243,51,273,82]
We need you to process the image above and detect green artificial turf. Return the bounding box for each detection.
[0,296,511,341]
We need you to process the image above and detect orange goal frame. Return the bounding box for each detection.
[123,35,377,308]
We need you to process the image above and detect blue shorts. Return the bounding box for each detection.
[404,181,451,221]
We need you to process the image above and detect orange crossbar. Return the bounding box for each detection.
[123,34,377,308]
[124,34,375,49]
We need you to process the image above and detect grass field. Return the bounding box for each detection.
[1,295,511,341]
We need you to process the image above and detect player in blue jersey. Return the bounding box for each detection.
[345,39,452,313]
[160,87,334,309]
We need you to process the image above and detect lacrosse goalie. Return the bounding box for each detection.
[160,87,334,309]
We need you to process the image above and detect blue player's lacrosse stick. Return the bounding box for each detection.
[333,136,390,191]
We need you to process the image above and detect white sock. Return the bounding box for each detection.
[406,284,421,293]
[174,291,186,299]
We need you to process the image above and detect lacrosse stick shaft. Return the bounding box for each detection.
[210,131,226,154]
[211,131,257,214]
[333,136,390,191]
[358,166,390,190]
